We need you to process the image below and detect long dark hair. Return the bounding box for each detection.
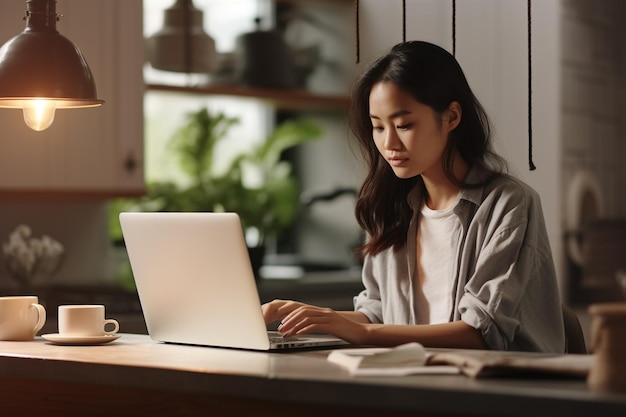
[349,41,506,257]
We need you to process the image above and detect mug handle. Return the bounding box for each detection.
[103,319,119,335]
[30,303,46,334]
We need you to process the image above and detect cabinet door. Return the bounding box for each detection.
[0,0,144,197]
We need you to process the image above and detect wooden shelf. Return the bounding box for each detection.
[145,83,350,112]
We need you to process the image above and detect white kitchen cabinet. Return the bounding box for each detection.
[0,0,144,198]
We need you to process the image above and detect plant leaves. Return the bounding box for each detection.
[170,108,239,182]
[253,119,322,170]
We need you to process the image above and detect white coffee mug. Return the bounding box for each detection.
[0,296,46,341]
[58,305,119,336]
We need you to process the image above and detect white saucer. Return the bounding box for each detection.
[41,333,121,346]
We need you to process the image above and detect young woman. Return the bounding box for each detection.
[262,41,565,352]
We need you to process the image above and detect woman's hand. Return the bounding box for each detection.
[262,299,369,344]
[262,299,308,325]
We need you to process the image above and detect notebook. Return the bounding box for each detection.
[119,211,348,351]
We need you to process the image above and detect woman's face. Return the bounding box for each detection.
[369,81,457,180]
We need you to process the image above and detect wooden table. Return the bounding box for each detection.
[0,334,624,417]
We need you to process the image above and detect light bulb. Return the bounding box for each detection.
[22,99,56,131]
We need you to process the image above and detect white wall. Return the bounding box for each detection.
[560,0,626,303]
[357,0,564,292]
[561,0,626,218]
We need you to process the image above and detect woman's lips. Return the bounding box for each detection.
[388,156,408,167]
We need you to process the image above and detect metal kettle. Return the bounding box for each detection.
[235,18,295,89]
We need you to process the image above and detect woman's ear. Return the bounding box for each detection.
[445,101,462,131]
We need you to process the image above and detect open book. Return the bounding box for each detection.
[327,343,593,378]
[327,343,459,376]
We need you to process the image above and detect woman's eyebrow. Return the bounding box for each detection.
[369,109,411,119]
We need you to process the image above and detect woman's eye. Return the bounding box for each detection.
[372,126,384,132]
[397,124,411,130]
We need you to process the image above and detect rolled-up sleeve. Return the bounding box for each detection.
[457,182,565,352]
[459,218,530,350]
[354,255,383,323]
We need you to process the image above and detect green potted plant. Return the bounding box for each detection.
[110,107,322,280]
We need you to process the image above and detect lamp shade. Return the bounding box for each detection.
[0,0,103,131]
[147,0,216,74]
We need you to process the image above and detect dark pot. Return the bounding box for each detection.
[235,19,295,89]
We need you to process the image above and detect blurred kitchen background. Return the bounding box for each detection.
[0,0,624,340]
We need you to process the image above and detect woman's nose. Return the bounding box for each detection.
[383,129,401,150]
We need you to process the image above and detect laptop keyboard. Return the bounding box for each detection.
[269,336,304,343]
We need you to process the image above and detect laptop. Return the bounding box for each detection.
[119,212,348,351]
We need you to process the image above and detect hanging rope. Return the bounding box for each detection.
[355,0,360,63]
[402,0,406,42]
[452,0,456,56]
[528,0,536,170]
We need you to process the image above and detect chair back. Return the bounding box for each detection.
[562,305,587,354]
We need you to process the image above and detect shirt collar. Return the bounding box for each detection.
[406,165,488,210]
[458,166,489,207]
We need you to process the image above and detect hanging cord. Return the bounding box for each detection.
[528,0,536,170]
[402,0,406,42]
[356,0,406,62]
[452,0,456,56]
[355,0,360,63]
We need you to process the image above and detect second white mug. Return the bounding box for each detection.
[58,305,119,337]
[0,296,46,341]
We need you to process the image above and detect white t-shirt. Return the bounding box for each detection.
[415,199,462,324]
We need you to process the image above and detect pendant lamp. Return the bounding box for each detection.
[0,0,104,132]
[147,0,217,74]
